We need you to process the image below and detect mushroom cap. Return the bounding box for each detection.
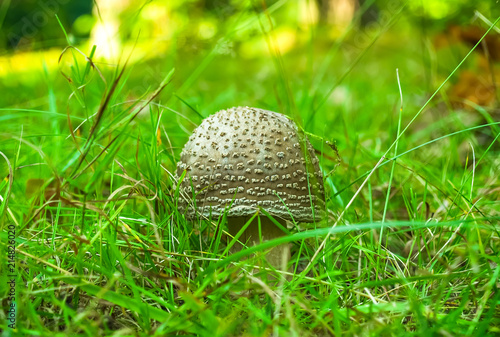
[176,107,325,222]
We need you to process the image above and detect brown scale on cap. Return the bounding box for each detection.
[177,106,325,222]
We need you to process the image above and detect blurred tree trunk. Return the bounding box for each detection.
[359,0,379,27]
[315,0,331,24]
[90,0,130,60]
[315,0,356,27]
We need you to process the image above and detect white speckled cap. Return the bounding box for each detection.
[176,107,325,222]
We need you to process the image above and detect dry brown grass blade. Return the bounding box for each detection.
[70,62,129,178]
[71,70,174,181]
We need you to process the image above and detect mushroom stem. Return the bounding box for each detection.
[227,216,290,272]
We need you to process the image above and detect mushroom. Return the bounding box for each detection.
[176,107,325,271]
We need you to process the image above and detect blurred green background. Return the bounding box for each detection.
[1,0,499,221]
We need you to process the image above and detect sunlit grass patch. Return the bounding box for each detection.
[1,1,500,336]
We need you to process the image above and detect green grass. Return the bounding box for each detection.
[1,1,500,336]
